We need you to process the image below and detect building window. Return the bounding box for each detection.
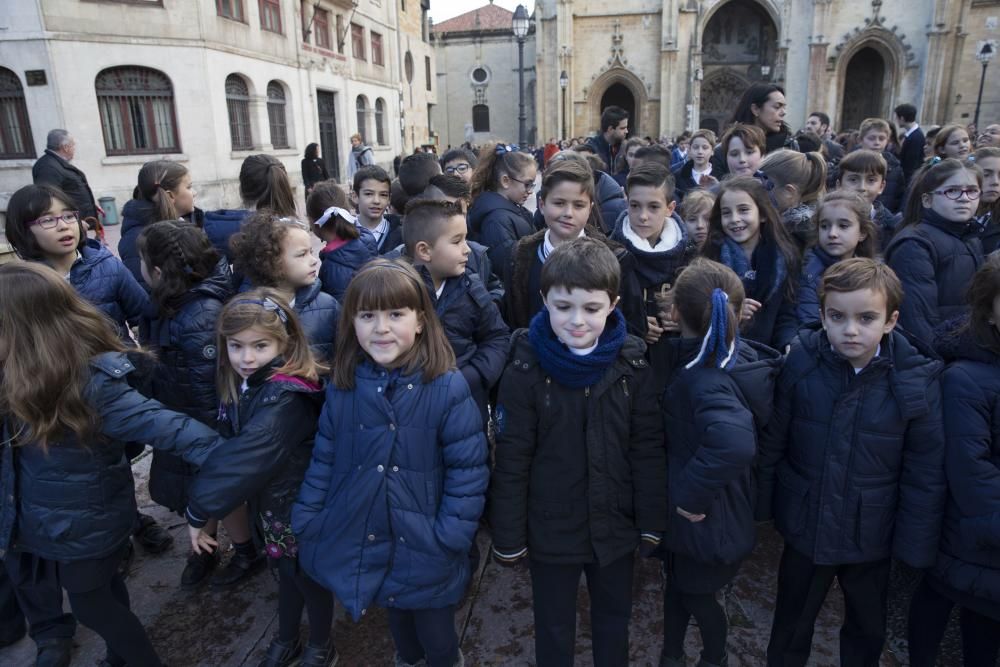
[371,31,384,66]
[216,0,244,19]
[0,68,35,159]
[404,51,414,83]
[313,7,330,49]
[375,98,385,145]
[472,104,489,132]
[425,55,432,91]
[267,81,289,149]
[351,23,365,60]
[356,96,368,143]
[226,74,253,150]
[259,0,282,33]
[336,14,345,54]
[96,66,179,156]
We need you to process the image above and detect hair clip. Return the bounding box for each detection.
[315,206,356,228]
[495,143,519,155]
[234,297,289,324]
[929,156,942,166]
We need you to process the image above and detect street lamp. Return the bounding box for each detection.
[975,40,996,131]
[512,4,530,147]
[559,70,569,140]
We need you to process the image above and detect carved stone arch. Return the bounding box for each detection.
[585,68,648,137]
[832,29,908,129]
[699,0,782,41]
[699,69,752,135]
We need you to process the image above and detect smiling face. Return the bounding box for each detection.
[979,156,1000,205]
[353,307,423,368]
[227,325,283,379]
[923,169,982,223]
[540,180,592,243]
[818,203,865,259]
[752,91,787,134]
[354,178,391,227]
[280,227,320,290]
[543,285,618,350]
[719,188,762,251]
[838,170,886,206]
[29,199,81,262]
[821,288,898,369]
[627,184,675,243]
[726,137,762,177]
[689,137,713,169]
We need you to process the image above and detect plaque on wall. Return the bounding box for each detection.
[25,70,47,86]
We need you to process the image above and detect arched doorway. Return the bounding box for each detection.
[840,47,886,131]
[601,83,637,136]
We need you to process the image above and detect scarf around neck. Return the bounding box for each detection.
[528,308,627,388]
[719,235,786,302]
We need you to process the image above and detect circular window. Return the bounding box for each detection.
[404,52,414,83]
[471,67,489,84]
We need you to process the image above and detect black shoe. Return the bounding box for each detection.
[256,636,302,667]
[35,637,73,667]
[210,549,265,589]
[300,639,338,667]
[117,540,135,580]
[181,548,220,589]
[0,620,25,648]
[134,513,173,554]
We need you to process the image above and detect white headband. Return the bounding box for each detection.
[315,206,356,228]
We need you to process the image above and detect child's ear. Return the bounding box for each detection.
[883,309,900,334]
[415,312,424,335]
[498,174,511,190]
[665,200,677,217]
[413,240,433,263]
[666,302,680,324]
[921,193,933,209]
[610,295,621,310]
[876,179,887,195]
[349,190,359,206]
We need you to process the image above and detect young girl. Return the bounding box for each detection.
[186,290,335,667]
[613,136,647,186]
[230,212,340,363]
[658,257,780,667]
[467,142,538,286]
[702,177,801,350]
[796,190,878,326]
[933,124,974,161]
[0,262,224,667]
[674,129,717,200]
[204,154,298,258]
[292,259,488,667]
[885,158,985,344]
[720,124,766,180]
[306,180,376,302]
[760,149,827,249]
[136,220,234,589]
[974,146,1000,254]
[679,189,715,250]
[119,159,201,289]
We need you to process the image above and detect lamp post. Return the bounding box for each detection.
[559,70,569,140]
[512,4,529,147]
[975,40,996,131]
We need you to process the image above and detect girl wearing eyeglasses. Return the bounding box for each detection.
[885,158,985,344]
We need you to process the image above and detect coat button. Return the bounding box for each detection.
[368,533,375,541]
[377,387,382,393]
[407,383,413,390]
[377,465,384,472]
[399,536,405,543]
[388,596,395,603]
[392,465,399,472]
[113,369,121,375]
[361,608,367,615]
[389,424,396,431]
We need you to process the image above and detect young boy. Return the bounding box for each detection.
[402,198,509,424]
[352,165,398,254]
[610,163,695,385]
[490,237,666,667]
[837,149,902,249]
[857,118,905,214]
[755,258,945,667]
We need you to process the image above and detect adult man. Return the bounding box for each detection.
[803,112,845,160]
[32,130,98,223]
[977,123,1000,148]
[894,103,925,185]
[586,106,629,176]
[346,132,375,180]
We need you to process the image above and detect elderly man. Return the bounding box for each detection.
[32,130,99,224]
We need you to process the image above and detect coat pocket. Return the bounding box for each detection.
[856,486,897,552]
[774,463,810,538]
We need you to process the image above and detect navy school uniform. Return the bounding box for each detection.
[467,191,536,287]
[203,208,249,259]
[795,247,839,328]
[383,240,505,309]
[318,229,377,303]
[237,279,339,364]
[60,239,149,342]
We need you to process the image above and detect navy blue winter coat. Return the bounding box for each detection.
[595,171,627,235]
[756,326,946,568]
[467,191,536,286]
[885,213,984,345]
[0,353,221,562]
[318,236,375,302]
[663,338,781,565]
[384,241,505,309]
[877,149,906,214]
[796,247,839,327]
[65,239,149,340]
[203,208,249,258]
[293,363,488,620]
[118,200,206,290]
[294,280,340,364]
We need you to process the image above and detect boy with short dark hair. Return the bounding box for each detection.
[490,236,666,667]
[402,198,509,423]
[837,149,902,248]
[857,118,905,213]
[756,258,945,666]
[352,165,398,254]
[398,151,443,197]
[631,144,673,171]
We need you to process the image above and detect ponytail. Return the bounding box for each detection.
[239,154,297,217]
[801,151,827,205]
[671,257,745,370]
[759,149,827,206]
[135,160,188,221]
[470,142,535,198]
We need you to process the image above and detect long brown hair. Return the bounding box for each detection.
[332,259,455,389]
[0,262,126,447]
[760,149,827,206]
[137,220,221,316]
[134,159,189,222]
[239,154,297,216]
[470,142,536,198]
[670,257,745,368]
[963,253,1000,355]
[900,158,983,228]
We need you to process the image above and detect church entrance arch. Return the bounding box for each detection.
[600,83,637,137]
[840,47,887,132]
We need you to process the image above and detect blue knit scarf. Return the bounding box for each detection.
[528,308,627,388]
[719,236,787,302]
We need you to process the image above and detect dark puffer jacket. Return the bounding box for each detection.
[756,326,946,568]
[0,353,221,562]
[119,200,206,290]
[32,150,97,221]
[384,241,505,308]
[490,333,667,566]
[468,191,536,286]
[796,247,840,327]
[877,149,906,214]
[885,214,984,345]
[318,235,376,302]
[663,338,781,565]
[203,209,250,258]
[66,239,149,340]
[595,171,627,234]
[294,280,340,364]
[140,258,233,512]
[293,363,488,620]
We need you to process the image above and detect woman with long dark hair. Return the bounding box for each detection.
[301,143,329,195]
[712,84,799,177]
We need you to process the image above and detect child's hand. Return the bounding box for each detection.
[188,525,218,554]
[677,507,706,523]
[699,174,719,188]
[645,316,664,344]
[741,299,762,322]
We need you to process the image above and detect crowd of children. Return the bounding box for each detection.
[0,104,998,667]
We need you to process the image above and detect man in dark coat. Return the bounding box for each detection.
[895,103,926,186]
[586,106,629,178]
[32,130,98,223]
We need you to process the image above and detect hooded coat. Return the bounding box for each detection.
[467,191,536,287]
[65,239,149,341]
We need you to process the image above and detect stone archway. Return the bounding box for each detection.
[840,47,888,131]
[600,83,637,136]
[586,68,648,138]
[700,70,751,134]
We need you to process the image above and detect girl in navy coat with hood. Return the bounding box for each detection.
[306,180,376,302]
[293,259,488,667]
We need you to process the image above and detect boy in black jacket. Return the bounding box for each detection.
[836,150,901,250]
[756,258,945,667]
[490,237,666,667]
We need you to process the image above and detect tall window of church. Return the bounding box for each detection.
[267,82,289,149]
[0,68,35,159]
[216,0,245,21]
[375,98,386,145]
[356,96,368,142]
[313,8,331,49]
[96,66,179,156]
[226,74,253,150]
[351,23,366,60]
[259,0,282,33]
[472,104,489,132]
[371,32,384,66]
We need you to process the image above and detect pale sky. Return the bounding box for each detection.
[429,1,536,25]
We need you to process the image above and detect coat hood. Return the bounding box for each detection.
[121,198,158,236]
[320,236,373,270]
[467,191,526,236]
[189,258,234,302]
[934,315,1000,366]
[596,170,625,206]
[204,208,250,225]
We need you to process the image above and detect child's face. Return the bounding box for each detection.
[354,178,391,225]
[540,181,592,244]
[922,170,981,222]
[941,130,972,160]
[625,144,642,168]
[683,205,710,247]
[353,307,423,368]
[227,325,283,379]
[627,184,675,243]
[817,203,865,259]
[719,189,761,249]
[979,157,1000,205]
[861,130,889,153]
[689,137,713,167]
[281,227,320,289]
[839,170,886,205]
[500,165,537,206]
[821,288,898,369]
[420,215,471,285]
[167,173,196,217]
[444,158,473,184]
[726,137,761,177]
[543,285,618,351]
[29,200,80,260]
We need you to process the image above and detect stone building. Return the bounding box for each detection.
[431,2,538,148]
[0,0,436,212]
[532,0,1000,141]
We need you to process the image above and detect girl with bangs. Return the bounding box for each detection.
[293,259,488,667]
